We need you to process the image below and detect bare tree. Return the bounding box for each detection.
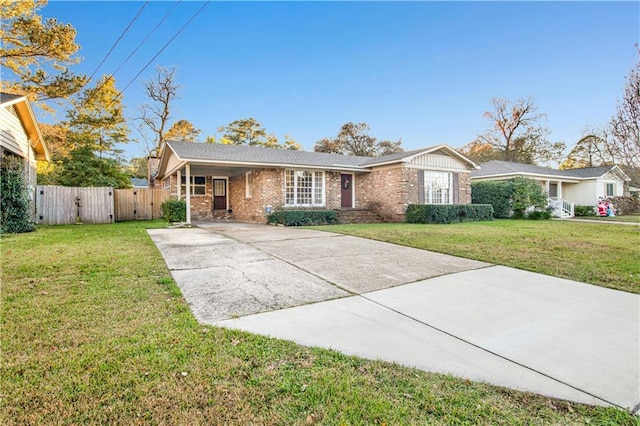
[137,66,180,155]
[607,48,640,183]
[314,122,403,157]
[477,97,565,164]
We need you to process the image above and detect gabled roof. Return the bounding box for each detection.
[471,160,630,181]
[0,92,49,162]
[160,141,478,178]
[165,140,371,170]
[361,145,479,169]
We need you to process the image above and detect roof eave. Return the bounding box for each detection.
[11,97,49,162]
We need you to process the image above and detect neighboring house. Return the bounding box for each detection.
[154,141,479,223]
[131,177,149,188]
[0,93,49,215]
[471,160,630,217]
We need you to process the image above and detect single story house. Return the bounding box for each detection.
[0,93,49,214]
[471,160,630,217]
[154,141,479,223]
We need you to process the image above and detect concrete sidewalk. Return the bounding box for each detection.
[148,222,640,413]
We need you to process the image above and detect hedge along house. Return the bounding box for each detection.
[0,93,50,215]
[154,141,479,224]
[471,160,631,218]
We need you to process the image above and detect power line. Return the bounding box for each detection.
[108,1,211,107]
[83,1,182,104]
[81,1,150,92]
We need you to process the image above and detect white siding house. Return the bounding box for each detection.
[471,160,630,217]
[0,93,50,213]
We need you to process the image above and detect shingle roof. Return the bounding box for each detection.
[359,148,432,166]
[167,140,375,169]
[0,93,25,106]
[471,160,617,179]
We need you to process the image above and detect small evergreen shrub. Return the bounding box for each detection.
[526,210,552,220]
[161,199,186,222]
[574,205,597,217]
[472,177,548,219]
[405,204,494,224]
[267,210,338,226]
[0,155,35,234]
[471,181,512,218]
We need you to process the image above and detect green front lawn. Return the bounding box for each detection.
[1,221,635,424]
[574,214,640,223]
[315,220,640,294]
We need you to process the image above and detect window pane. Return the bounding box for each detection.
[424,171,451,204]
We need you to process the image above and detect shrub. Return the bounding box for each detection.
[471,181,512,218]
[526,210,552,220]
[574,204,597,217]
[472,177,547,219]
[610,196,640,215]
[0,155,35,234]
[161,199,186,222]
[405,204,494,224]
[511,177,548,218]
[267,210,338,226]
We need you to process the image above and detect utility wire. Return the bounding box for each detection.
[84,1,182,103]
[114,1,211,101]
[81,1,150,92]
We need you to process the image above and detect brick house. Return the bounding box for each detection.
[154,141,478,223]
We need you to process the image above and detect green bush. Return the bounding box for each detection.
[160,199,186,222]
[267,210,338,226]
[472,177,547,219]
[574,204,596,217]
[1,155,35,234]
[471,181,512,218]
[405,204,494,224]
[526,210,552,220]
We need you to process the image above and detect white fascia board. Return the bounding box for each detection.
[179,157,369,173]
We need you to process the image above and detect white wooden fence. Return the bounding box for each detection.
[36,186,170,225]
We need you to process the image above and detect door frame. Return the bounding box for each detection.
[211,176,229,211]
[340,173,355,209]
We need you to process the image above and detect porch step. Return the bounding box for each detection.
[213,211,234,221]
[335,209,384,224]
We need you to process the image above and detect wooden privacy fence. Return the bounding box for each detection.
[36,186,170,225]
[114,188,169,221]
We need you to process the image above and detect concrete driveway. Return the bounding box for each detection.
[148,222,640,413]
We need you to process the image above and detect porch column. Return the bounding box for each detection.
[176,169,181,200]
[544,180,550,195]
[185,164,191,224]
[557,181,563,200]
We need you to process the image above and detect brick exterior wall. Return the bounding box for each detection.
[229,168,283,222]
[158,165,472,223]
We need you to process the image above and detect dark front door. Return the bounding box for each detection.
[341,174,353,208]
[213,179,227,210]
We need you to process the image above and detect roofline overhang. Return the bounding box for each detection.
[471,172,582,183]
[157,155,370,179]
[364,145,480,169]
[1,95,49,162]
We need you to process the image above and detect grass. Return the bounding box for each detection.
[1,221,637,425]
[311,219,640,294]
[574,214,640,223]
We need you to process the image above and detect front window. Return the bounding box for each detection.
[424,171,452,204]
[285,170,324,206]
[606,183,614,197]
[181,175,206,195]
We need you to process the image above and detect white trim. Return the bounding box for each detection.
[341,172,355,208]
[185,164,191,224]
[283,169,325,207]
[245,171,253,198]
[211,176,230,211]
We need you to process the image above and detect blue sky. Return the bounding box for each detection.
[41,1,639,161]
